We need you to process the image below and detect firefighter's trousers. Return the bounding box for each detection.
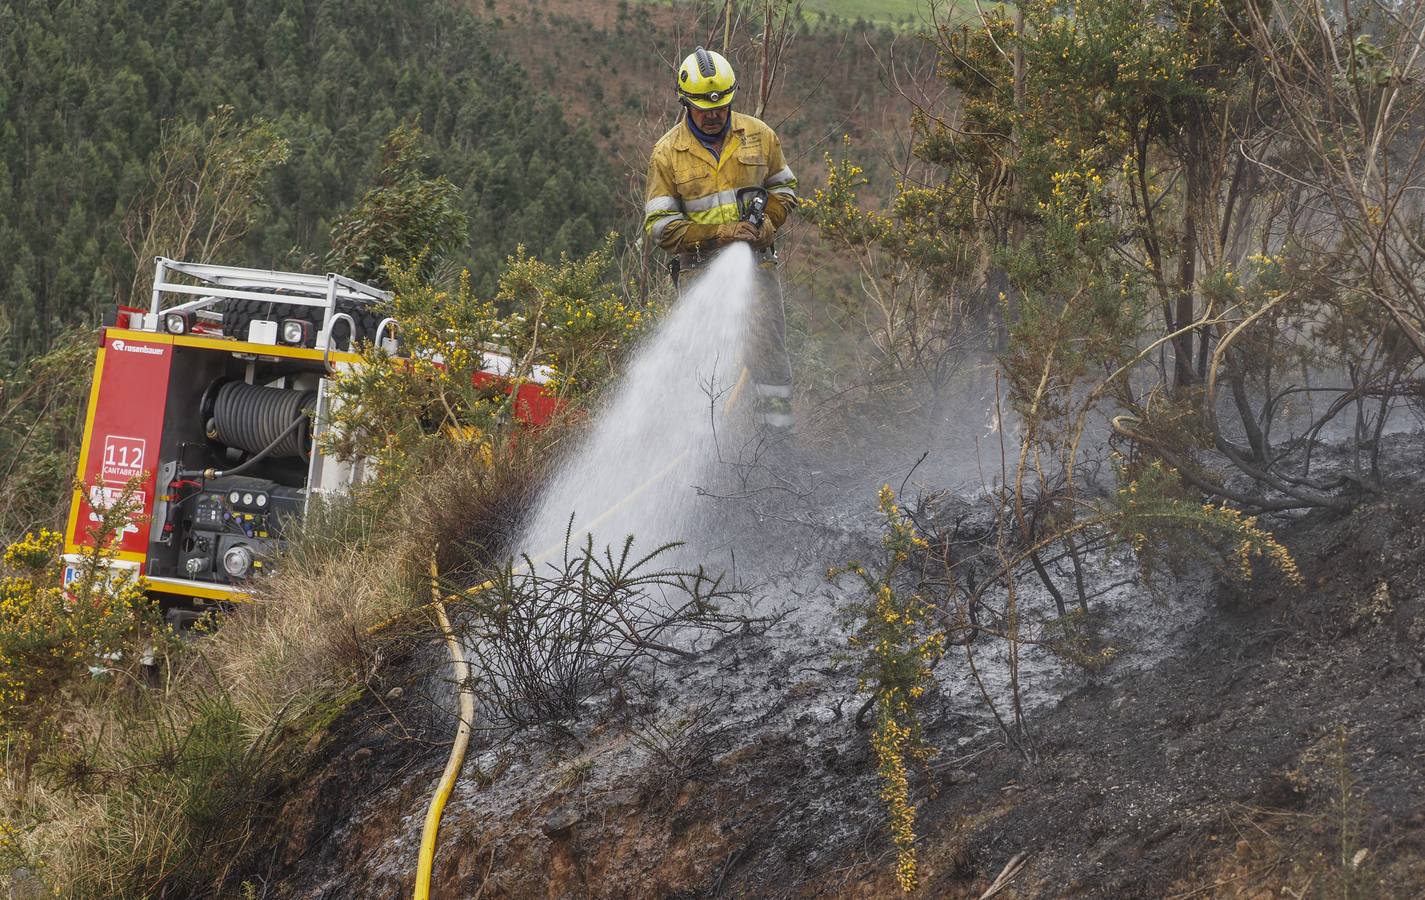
[678,249,793,431]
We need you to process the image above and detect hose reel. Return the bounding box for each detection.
[201,379,317,461]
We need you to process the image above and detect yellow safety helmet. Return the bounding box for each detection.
[677,46,736,109]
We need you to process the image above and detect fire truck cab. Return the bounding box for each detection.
[63,257,556,615]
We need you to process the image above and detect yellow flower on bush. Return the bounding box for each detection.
[3,530,60,572]
[0,480,161,752]
[832,486,944,892]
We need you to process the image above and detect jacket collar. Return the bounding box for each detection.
[674,110,746,156]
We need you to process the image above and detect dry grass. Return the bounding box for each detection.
[201,504,419,722]
[1,434,555,897]
[196,433,548,723]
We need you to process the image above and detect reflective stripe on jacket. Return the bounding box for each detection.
[643,111,798,255]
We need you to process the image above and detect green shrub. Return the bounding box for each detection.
[833,486,944,892]
[321,243,647,476]
[0,480,162,789]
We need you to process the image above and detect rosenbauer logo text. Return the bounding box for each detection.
[110,339,165,355]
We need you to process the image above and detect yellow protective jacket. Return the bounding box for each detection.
[643,111,798,256]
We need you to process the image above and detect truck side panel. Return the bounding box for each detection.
[472,372,561,425]
[64,330,174,562]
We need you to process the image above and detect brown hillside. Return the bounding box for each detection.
[465,0,943,223]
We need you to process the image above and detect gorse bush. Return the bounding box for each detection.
[801,151,979,413]
[834,486,944,892]
[321,242,647,475]
[0,480,162,789]
[494,243,650,395]
[1106,457,1303,588]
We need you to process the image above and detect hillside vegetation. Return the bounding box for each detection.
[469,0,934,217]
[647,0,953,28]
[5,0,1425,897]
[0,0,615,364]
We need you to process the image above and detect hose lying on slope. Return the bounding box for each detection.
[413,557,475,900]
[406,368,753,895]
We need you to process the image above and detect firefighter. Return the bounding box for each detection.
[643,46,798,433]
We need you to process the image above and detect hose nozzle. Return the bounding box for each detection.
[737,187,769,230]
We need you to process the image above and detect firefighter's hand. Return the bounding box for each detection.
[728,221,759,244]
[751,219,775,249]
[713,222,750,245]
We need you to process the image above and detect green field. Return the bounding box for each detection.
[647,0,980,28]
[801,0,931,23]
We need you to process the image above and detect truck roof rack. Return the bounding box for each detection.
[145,257,392,345]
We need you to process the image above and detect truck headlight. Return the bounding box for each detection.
[280,319,312,345]
[164,312,192,334]
[222,545,254,579]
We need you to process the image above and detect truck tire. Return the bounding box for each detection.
[222,297,384,350]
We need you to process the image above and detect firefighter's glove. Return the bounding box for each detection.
[751,218,776,250]
[716,221,760,245]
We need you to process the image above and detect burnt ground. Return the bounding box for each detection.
[237,477,1425,899]
[897,486,1425,899]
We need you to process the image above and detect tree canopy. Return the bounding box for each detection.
[0,0,616,363]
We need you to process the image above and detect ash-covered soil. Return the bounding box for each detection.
[239,442,1425,899]
[895,479,1425,898]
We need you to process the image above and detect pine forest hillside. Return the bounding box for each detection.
[0,0,617,364]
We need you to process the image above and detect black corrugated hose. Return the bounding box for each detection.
[212,381,316,460]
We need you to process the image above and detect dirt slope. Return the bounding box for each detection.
[239,438,1425,899]
[890,479,1425,897]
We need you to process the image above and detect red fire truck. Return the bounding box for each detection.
[62,258,557,617]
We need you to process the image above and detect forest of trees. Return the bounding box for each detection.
[0,0,617,364]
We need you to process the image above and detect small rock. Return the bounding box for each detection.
[754,728,788,746]
[941,768,977,786]
[351,747,374,763]
[385,686,404,701]
[475,750,501,773]
[542,805,580,838]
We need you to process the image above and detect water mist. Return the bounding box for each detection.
[516,243,759,565]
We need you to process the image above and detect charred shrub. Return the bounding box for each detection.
[460,531,745,731]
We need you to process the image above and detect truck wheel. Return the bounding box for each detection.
[222,297,384,350]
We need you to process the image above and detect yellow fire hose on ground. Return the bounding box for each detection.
[410,366,749,898]
[414,558,474,900]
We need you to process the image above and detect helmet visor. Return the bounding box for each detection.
[679,84,736,109]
